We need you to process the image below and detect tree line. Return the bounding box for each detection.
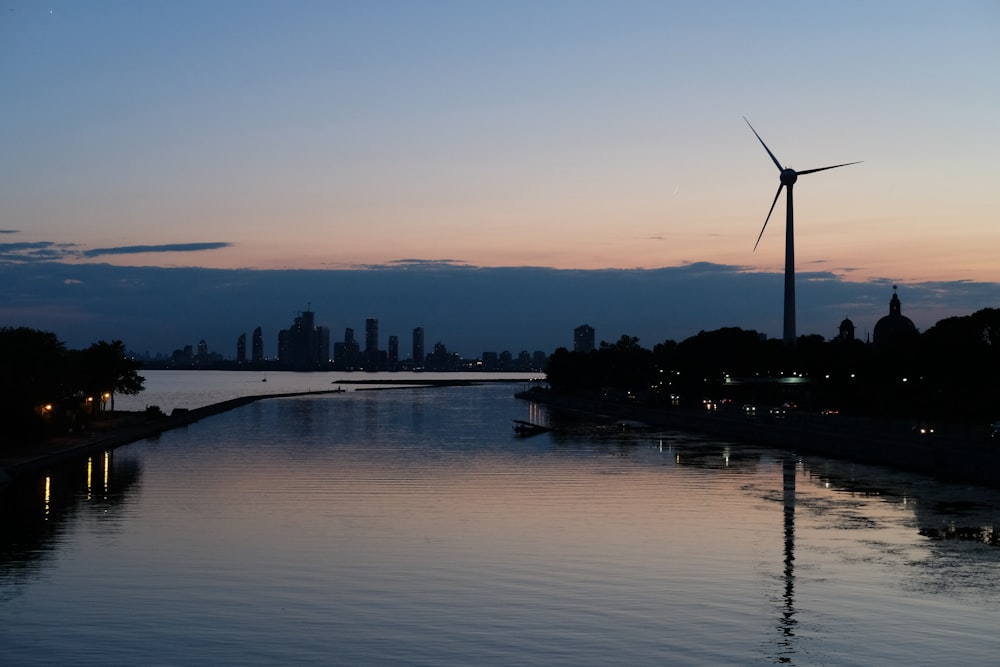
[1,327,145,444]
[545,308,1000,424]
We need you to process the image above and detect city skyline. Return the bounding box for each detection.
[3,259,998,360]
[2,2,998,352]
[156,308,555,368]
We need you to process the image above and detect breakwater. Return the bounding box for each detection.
[0,389,349,481]
[516,388,1000,488]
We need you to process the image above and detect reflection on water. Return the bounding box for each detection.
[778,458,797,663]
[3,383,1000,666]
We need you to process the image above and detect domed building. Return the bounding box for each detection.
[873,286,918,349]
[837,316,856,342]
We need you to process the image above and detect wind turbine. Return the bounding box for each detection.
[745,118,861,345]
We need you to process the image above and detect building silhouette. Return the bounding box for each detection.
[873,286,918,350]
[388,335,398,368]
[365,318,379,369]
[837,317,855,342]
[316,326,330,365]
[278,308,325,370]
[574,324,595,353]
[236,333,247,364]
[333,327,362,370]
[252,327,264,364]
[413,327,425,368]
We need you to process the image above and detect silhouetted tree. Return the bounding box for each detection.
[0,327,69,439]
[71,340,145,413]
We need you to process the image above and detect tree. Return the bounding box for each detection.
[0,327,69,438]
[72,340,144,413]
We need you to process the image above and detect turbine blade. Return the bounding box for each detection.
[797,161,863,175]
[744,117,783,172]
[754,184,784,251]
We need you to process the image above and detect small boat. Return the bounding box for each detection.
[512,419,551,437]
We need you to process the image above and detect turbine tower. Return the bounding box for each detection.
[745,118,860,345]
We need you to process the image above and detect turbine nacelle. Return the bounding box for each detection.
[780,168,798,186]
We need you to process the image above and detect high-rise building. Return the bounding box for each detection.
[481,351,498,371]
[252,326,264,364]
[334,327,361,370]
[388,335,398,368]
[574,324,595,353]
[236,333,247,364]
[278,308,322,370]
[412,327,424,367]
[316,326,330,364]
[365,318,379,369]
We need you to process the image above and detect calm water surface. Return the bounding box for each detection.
[2,374,1000,665]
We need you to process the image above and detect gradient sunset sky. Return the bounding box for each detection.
[4,0,997,281]
[2,2,999,356]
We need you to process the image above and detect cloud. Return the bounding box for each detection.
[0,240,232,264]
[2,260,998,359]
[0,229,19,234]
[351,259,474,270]
[0,241,77,263]
[81,242,232,258]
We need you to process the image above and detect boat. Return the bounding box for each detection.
[512,420,551,437]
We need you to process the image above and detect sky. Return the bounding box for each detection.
[2,1,999,357]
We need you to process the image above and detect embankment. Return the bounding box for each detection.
[0,389,348,481]
[516,388,1000,488]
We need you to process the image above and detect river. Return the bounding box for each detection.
[1,372,999,665]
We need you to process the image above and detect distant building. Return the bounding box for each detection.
[316,326,330,365]
[481,351,499,371]
[873,286,918,350]
[278,308,325,370]
[412,327,425,367]
[365,318,379,369]
[574,324,595,353]
[426,341,458,371]
[837,317,855,342]
[334,327,361,370]
[236,333,247,364]
[388,335,398,368]
[252,326,264,364]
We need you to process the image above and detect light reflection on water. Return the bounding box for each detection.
[3,382,1000,666]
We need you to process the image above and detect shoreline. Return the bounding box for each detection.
[516,388,1000,488]
[1,380,536,482]
[0,389,349,482]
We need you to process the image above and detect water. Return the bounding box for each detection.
[3,373,1000,665]
[114,369,542,413]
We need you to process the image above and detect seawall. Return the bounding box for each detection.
[516,388,1000,488]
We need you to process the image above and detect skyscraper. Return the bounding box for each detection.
[365,318,379,369]
[574,324,595,353]
[252,326,264,364]
[388,335,398,368]
[412,327,424,367]
[278,308,321,370]
[236,333,247,364]
[316,326,330,365]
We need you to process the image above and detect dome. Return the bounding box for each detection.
[838,317,856,342]
[873,288,917,348]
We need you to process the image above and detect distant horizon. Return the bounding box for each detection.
[3,260,997,361]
